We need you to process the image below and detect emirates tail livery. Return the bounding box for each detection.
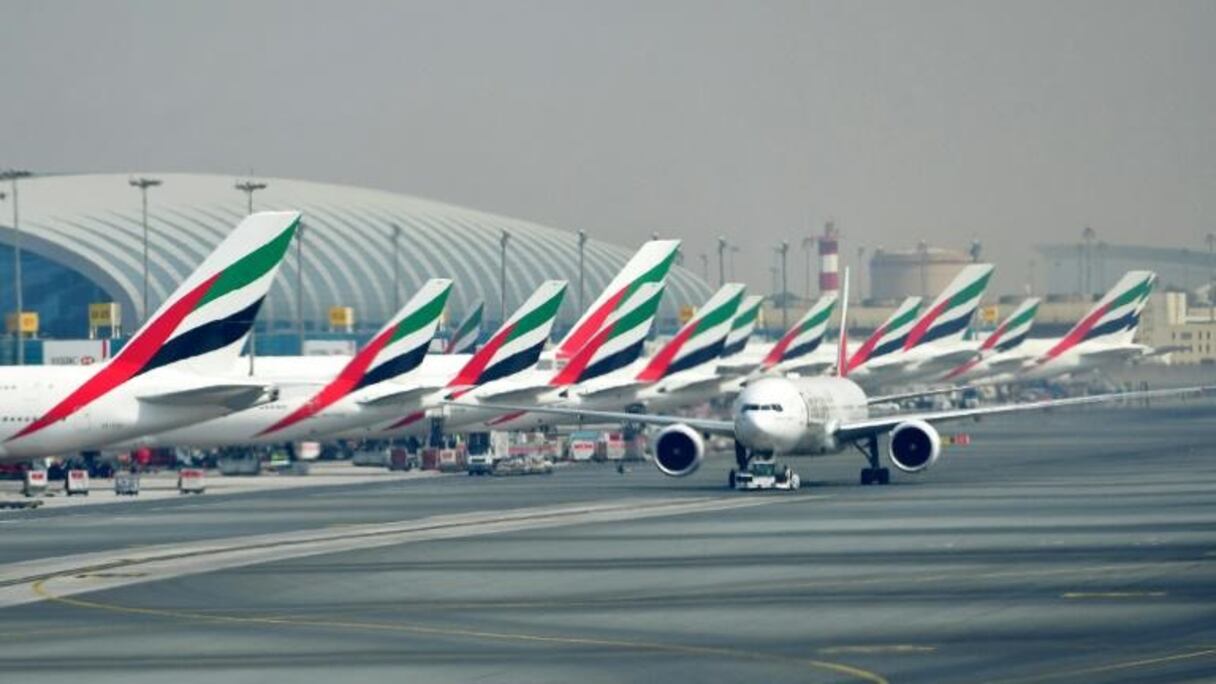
[341,280,571,439]
[1014,271,1156,382]
[846,264,994,388]
[716,294,838,377]
[120,278,455,448]
[0,211,300,463]
[941,297,1042,382]
[462,269,1214,489]
[718,295,764,361]
[445,301,483,354]
[439,281,668,431]
[552,239,680,362]
[470,283,745,431]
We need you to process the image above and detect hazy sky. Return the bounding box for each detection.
[3,0,1214,295]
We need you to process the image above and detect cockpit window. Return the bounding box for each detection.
[743,403,783,413]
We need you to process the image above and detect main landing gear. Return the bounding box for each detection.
[854,435,891,486]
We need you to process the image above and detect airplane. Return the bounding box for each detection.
[550,239,680,364]
[113,278,459,449]
[1004,271,1157,383]
[717,294,838,377]
[326,280,573,441]
[456,269,1214,488]
[437,281,725,433]
[940,297,1041,382]
[845,264,994,389]
[345,239,683,440]
[127,277,573,447]
[0,211,300,463]
[446,300,483,354]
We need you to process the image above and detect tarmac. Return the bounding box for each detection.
[1,400,1215,683]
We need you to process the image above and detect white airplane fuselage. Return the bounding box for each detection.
[0,365,269,462]
[731,376,869,456]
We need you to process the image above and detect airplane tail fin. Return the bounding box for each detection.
[902,263,995,351]
[634,283,746,382]
[448,281,568,387]
[115,210,300,377]
[721,295,764,358]
[550,282,666,386]
[446,300,484,354]
[554,239,680,361]
[1039,271,1156,361]
[845,296,922,373]
[981,297,1041,353]
[761,293,838,368]
[348,279,453,390]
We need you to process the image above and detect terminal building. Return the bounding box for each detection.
[0,173,712,351]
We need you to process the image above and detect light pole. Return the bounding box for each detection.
[392,224,402,313]
[698,253,709,281]
[1183,248,1191,302]
[499,229,511,325]
[577,229,587,312]
[1082,226,1096,297]
[296,221,306,354]
[1207,232,1215,322]
[235,180,268,368]
[856,246,866,303]
[128,177,162,325]
[717,236,727,287]
[917,240,929,298]
[776,241,789,330]
[2,170,32,365]
[801,236,815,300]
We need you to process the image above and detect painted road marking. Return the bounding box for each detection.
[0,495,822,609]
[30,578,888,684]
[1061,591,1167,599]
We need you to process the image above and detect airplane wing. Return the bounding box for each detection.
[446,401,735,435]
[138,383,277,410]
[833,385,1216,443]
[356,384,445,408]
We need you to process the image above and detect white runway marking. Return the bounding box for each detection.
[0,494,814,609]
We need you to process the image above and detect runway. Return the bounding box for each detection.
[2,401,1215,683]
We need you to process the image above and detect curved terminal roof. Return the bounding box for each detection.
[0,173,711,331]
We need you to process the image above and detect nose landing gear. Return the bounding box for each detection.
[730,441,801,491]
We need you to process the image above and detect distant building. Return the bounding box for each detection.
[0,173,711,341]
[868,246,971,301]
[1037,243,1216,300]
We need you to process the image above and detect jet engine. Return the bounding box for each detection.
[887,419,941,473]
[651,424,705,477]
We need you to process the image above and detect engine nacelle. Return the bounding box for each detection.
[887,419,941,473]
[651,424,705,477]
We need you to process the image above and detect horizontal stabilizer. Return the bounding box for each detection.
[138,383,276,410]
[356,384,446,408]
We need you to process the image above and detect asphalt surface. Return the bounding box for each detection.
[2,400,1216,683]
